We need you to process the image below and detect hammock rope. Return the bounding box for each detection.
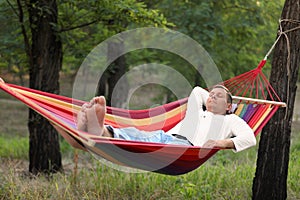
[265,19,300,119]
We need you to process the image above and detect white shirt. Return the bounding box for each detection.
[167,86,256,152]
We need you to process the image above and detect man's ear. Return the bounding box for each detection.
[226,103,232,111]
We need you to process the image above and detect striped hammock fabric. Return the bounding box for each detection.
[0,59,287,175]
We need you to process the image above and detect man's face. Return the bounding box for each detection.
[206,87,231,115]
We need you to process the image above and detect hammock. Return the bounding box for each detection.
[0,59,286,175]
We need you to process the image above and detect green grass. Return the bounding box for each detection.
[0,99,28,138]
[0,156,257,199]
[0,135,80,160]
[0,137,29,159]
[288,132,300,199]
[0,133,299,199]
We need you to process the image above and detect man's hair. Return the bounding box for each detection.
[211,85,233,104]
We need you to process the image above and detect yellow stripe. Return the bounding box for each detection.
[9,87,95,146]
[13,86,274,132]
[105,104,187,126]
[234,104,245,116]
[11,87,81,111]
[12,86,187,126]
[252,104,273,132]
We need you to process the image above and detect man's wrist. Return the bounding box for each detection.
[216,139,235,149]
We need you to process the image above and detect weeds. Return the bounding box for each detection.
[0,141,299,199]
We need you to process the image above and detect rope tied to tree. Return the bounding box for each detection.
[264,19,300,63]
[270,19,300,119]
[256,19,300,100]
[223,19,300,109]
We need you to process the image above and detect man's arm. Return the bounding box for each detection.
[182,86,210,144]
[203,139,235,149]
[203,116,256,151]
[166,86,209,137]
[186,86,209,112]
[228,116,256,152]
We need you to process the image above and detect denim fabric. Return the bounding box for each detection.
[108,126,192,146]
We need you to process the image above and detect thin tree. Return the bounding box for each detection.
[252,0,300,199]
[97,40,128,108]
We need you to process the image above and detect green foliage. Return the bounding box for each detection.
[147,0,284,82]
[0,1,29,85]
[1,0,284,85]
[0,0,171,79]
[56,0,172,74]
[147,0,220,49]
[211,0,285,79]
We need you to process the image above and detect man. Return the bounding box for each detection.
[75,85,256,152]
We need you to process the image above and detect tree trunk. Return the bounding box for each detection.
[97,40,128,108]
[27,0,63,174]
[252,0,300,199]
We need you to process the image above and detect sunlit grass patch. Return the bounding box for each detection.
[0,136,29,159]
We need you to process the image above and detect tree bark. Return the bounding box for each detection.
[27,0,63,174]
[97,40,128,108]
[252,0,300,199]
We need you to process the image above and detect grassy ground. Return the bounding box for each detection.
[0,78,299,199]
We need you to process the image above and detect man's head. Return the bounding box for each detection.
[206,85,232,115]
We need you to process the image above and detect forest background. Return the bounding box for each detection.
[0,0,287,96]
[1,0,300,199]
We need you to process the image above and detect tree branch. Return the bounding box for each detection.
[6,0,19,18]
[16,0,32,65]
[59,20,98,32]
[223,5,257,12]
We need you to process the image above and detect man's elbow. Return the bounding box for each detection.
[251,132,257,146]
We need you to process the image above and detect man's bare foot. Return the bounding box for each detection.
[76,103,90,131]
[0,78,4,84]
[89,97,98,106]
[86,96,107,136]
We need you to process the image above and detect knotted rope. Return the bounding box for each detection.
[265,19,300,119]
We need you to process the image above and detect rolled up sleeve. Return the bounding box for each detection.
[229,116,256,152]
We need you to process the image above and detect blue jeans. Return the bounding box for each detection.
[108,126,192,146]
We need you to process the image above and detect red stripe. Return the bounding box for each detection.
[8,83,188,119]
[254,106,279,136]
[247,104,269,129]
